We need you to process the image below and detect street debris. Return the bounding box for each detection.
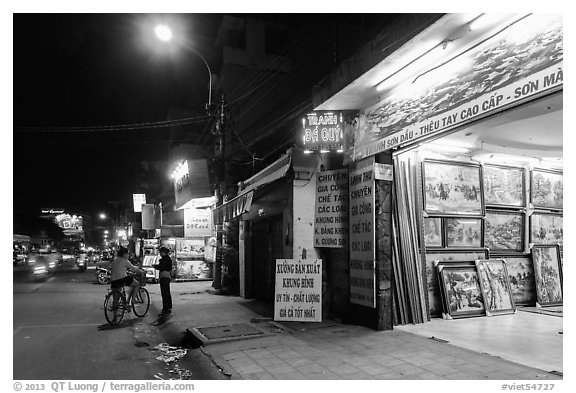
[153,343,188,363]
[167,364,193,379]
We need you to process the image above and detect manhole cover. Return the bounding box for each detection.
[197,324,265,340]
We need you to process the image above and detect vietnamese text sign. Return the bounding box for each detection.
[356,63,563,160]
[184,208,213,238]
[302,111,344,152]
[133,194,146,212]
[274,259,322,322]
[314,168,349,248]
[349,157,376,307]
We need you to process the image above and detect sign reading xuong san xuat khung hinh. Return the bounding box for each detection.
[314,168,349,248]
[349,157,376,308]
[302,111,344,152]
[274,259,322,322]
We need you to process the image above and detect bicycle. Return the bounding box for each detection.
[103,273,150,325]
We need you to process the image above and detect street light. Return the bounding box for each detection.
[154,24,213,108]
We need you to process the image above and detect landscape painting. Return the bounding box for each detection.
[531,245,563,307]
[531,169,563,210]
[476,259,516,315]
[502,255,536,306]
[483,164,525,207]
[438,265,485,318]
[530,212,563,246]
[445,217,483,248]
[423,160,484,216]
[423,217,442,247]
[425,250,489,318]
[484,210,525,253]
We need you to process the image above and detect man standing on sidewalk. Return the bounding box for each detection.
[153,247,173,316]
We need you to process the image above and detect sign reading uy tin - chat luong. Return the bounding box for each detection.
[314,168,349,248]
[274,259,322,322]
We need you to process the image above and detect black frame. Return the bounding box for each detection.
[529,211,563,246]
[530,168,563,211]
[483,163,526,208]
[422,159,485,217]
[531,245,563,307]
[475,258,516,316]
[484,209,525,253]
[444,217,484,248]
[437,264,486,319]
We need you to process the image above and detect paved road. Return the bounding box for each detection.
[13,263,225,380]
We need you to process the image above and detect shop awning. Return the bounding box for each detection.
[212,190,254,224]
[212,154,292,224]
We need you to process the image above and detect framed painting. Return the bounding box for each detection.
[445,217,483,248]
[475,259,516,315]
[531,245,563,307]
[423,160,484,216]
[531,169,563,210]
[529,212,563,246]
[483,164,525,207]
[498,255,536,306]
[437,265,485,318]
[484,210,525,253]
[425,250,489,318]
[423,217,442,248]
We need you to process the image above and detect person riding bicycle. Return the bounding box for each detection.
[110,247,145,310]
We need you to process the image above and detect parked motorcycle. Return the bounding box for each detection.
[95,266,110,285]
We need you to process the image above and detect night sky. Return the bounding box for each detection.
[12,13,223,224]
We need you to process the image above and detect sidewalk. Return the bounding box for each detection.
[145,280,563,380]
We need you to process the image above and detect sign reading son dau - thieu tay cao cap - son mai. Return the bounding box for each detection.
[302,111,344,153]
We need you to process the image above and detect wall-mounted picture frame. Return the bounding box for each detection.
[437,265,485,319]
[484,210,525,253]
[531,168,563,210]
[423,216,443,248]
[499,255,536,306]
[531,245,563,307]
[475,259,516,316]
[423,160,484,216]
[483,164,525,207]
[445,217,483,248]
[529,212,563,246]
[425,249,489,318]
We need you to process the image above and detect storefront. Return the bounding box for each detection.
[312,13,563,329]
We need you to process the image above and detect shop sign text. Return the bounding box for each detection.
[274,259,322,322]
[314,169,348,248]
[303,111,344,152]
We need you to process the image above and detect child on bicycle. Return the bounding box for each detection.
[110,247,145,310]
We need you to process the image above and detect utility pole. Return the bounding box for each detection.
[212,93,227,290]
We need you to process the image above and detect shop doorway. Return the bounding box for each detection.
[250,215,284,304]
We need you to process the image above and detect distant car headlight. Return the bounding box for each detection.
[34,265,47,273]
[48,261,56,268]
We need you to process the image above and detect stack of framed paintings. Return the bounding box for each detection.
[436,263,485,319]
[531,245,563,307]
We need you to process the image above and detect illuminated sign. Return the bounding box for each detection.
[41,209,65,214]
[172,160,190,192]
[133,194,146,213]
[302,111,344,153]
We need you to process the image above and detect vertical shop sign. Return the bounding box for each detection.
[314,168,349,248]
[132,194,146,212]
[349,156,376,308]
[184,208,213,238]
[141,204,155,230]
[274,259,322,322]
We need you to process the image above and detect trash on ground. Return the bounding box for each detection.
[153,343,188,363]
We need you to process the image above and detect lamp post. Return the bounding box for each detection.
[154,24,225,289]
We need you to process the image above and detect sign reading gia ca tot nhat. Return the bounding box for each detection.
[302,111,344,152]
[274,259,322,322]
[349,157,376,308]
[314,168,349,248]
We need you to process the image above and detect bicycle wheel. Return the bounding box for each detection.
[132,287,150,317]
[104,290,126,325]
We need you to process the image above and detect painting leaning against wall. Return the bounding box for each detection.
[531,245,563,307]
[476,259,516,315]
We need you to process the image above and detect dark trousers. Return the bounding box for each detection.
[159,277,172,312]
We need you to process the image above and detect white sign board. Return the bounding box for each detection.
[274,259,322,322]
[184,208,213,238]
[314,168,348,248]
[133,194,146,212]
[349,157,376,308]
[374,163,393,181]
